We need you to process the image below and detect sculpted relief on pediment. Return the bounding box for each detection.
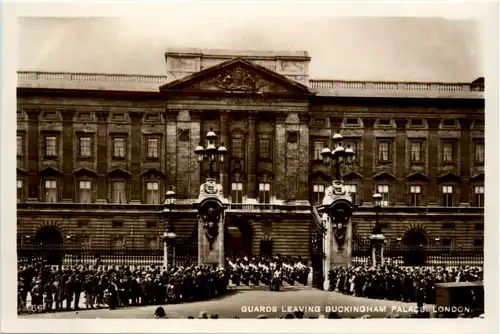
[184,66,291,94]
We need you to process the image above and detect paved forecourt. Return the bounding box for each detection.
[22,287,435,319]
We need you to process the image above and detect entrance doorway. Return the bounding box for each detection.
[225,219,253,260]
[34,226,64,265]
[403,228,428,266]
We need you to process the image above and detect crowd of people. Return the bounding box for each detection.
[18,262,230,313]
[327,265,483,304]
[17,255,310,313]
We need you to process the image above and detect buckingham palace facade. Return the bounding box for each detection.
[16,48,485,259]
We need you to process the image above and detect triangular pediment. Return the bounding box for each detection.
[406,172,429,182]
[438,172,461,183]
[160,58,312,95]
[373,172,396,181]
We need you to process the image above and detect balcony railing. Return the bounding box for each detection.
[17,71,484,99]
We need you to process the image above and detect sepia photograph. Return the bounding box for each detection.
[1,2,498,333]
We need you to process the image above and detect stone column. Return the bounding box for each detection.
[458,118,473,206]
[165,110,178,190]
[426,118,441,205]
[247,112,257,199]
[274,112,287,201]
[26,109,40,201]
[61,110,74,202]
[394,118,408,205]
[130,111,144,203]
[96,111,109,203]
[219,111,230,198]
[298,114,310,201]
[189,111,202,198]
[362,118,376,204]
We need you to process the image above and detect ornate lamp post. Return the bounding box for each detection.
[317,132,356,290]
[370,193,386,267]
[163,187,177,271]
[195,128,228,180]
[320,132,355,181]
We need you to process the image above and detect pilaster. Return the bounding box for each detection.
[362,117,376,204]
[130,110,144,203]
[459,118,473,206]
[426,118,441,206]
[26,109,40,201]
[394,117,408,205]
[61,110,74,202]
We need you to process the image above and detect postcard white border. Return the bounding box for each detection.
[2,1,498,334]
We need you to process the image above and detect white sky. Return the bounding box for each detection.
[18,15,483,82]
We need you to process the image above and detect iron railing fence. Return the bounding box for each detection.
[352,243,484,267]
[17,244,198,268]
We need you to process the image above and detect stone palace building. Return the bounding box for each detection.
[16,48,485,261]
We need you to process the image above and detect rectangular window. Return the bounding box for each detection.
[146,181,160,204]
[44,179,57,202]
[313,141,324,160]
[377,184,390,206]
[79,137,92,157]
[45,136,57,157]
[113,137,126,158]
[410,119,423,126]
[410,141,423,162]
[147,138,159,159]
[379,119,391,126]
[475,141,485,163]
[17,179,23,201]
[17,135,23,156]
[346,184,357,204]
[410,185,422,206]
[231,183,243,203]
[346,118,359,126]
[443,119,456,127]
[258,183,271,204]
[232,138,243,159]
[474,185,484,207]
[313,184,325,206]
[78,180,92,203]
[378,141,391,162]
[442,185,454,207]
[443,141,454,163]
[259,139,270,159]
[112,181,126,204]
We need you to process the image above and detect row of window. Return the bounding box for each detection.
[312,139,485,164]
[311,183,485,207]
[18,134,485,165]
[313,117,484,128]
[18,177,485,207]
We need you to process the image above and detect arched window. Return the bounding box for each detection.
[438,173,461,207]
[141,169,165,204]
[107,169,131,204]
[373,172,397,206]
[258,171,273,204]
[309,171,330,206]
[406,172,429,207]
[39,167,62,203]
[74,168,97,203]
[471,174,484,207]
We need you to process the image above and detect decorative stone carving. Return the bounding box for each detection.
[197,178,224,202]
[215,66,259,92]
[322,180,351,205]
[178,129,190,142]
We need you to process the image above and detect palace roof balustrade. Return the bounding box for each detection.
[17,71,484,99]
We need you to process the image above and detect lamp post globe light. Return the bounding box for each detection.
[163,187,177,271]
[320,131,355,181]
[195,128,228,179]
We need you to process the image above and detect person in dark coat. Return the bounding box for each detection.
[84,275,95,309]
[43,280,54,311]
[73,274,82,310]
[107,278,118,310]
[64,275,74,311]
